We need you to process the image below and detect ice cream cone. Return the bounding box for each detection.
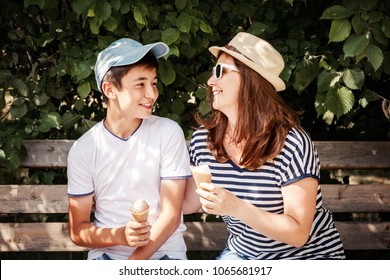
[131,207,149,222]
[130,199,149,222]
[190,165,212,188]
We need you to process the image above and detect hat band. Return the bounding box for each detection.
[225,44,254,62]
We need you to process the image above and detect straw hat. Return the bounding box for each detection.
[209,32,286,92]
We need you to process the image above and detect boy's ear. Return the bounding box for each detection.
[101,81,116,100]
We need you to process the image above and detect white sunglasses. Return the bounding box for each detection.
[212,63,239,79]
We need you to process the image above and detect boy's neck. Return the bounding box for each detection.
[103,115,142,140]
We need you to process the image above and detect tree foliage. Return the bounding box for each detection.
[1,0,389,175]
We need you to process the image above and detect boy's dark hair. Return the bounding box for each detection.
[101,52,158,101]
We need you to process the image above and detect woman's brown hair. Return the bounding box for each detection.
[196,56,302,170]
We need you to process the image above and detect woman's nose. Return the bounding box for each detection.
[207,75,216,87]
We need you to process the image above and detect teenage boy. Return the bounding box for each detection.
[67,38,191,260]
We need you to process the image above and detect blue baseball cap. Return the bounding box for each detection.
[94,38,169,92]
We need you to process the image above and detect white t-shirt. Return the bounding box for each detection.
[67,115,191,259]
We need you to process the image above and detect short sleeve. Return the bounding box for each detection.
[188,128,208,166]
[67,139,95,197]
[279,129,320,187]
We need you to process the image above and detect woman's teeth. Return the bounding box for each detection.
[140,103,152,108]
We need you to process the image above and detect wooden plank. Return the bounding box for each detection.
[0,222,389,252]
[21,139,74,168]
[0,223,82,252]
[20,140,390,169]
[337,222,390,250]
[0,185,68,214]
[1,184,389,214]
[320,184,390,212]
[184,222,228,251]
[313,141,390,170]
[186,221,390,251]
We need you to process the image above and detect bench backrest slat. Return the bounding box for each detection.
[20,140,390,169]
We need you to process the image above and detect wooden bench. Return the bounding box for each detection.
[1,139,389,259]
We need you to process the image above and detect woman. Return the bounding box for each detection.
[184,32,345,260]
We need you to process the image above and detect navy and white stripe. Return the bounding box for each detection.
[189,127,345,259]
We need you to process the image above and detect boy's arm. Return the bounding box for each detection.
[127,178,186,260]
[68,195,150,248]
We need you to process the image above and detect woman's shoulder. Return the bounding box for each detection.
[284,127,317,155]
[191,126,208,139]
[286,127,313,144]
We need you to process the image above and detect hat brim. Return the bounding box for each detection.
[209,46,286,92]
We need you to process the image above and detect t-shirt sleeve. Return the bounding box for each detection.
[280,131,320,187]
[188,128,207,166]
[67,140,95,197]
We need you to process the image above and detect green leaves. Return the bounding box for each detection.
[70,58,94,82]
[1,0,390,175]
[95,0,112,22]
[162,28,181,45]
[199,20,212,33]
[158,60,176,85]
[321,5,353,20]
[71,0,94,16]
[382,17,390,38]
[39,112,61,133]
[175,0,187,11]
[316,69,357,119]
[12,79,29,97]
[343,69,364,90]
[177,13,192,32]
[326,87,355,118]
[293,55,319,93]
[134,6,147,26]
[317,71,342,93]
[0,70,13,84]
[322,3,386,72]
[77,81,91,99]
[343,34,370,57]
[61,112,80,129]
[10,99,27,119]
[329,19,351,42]
[24,0,44,9]
[365,44,384,71]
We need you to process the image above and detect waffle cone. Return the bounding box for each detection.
[191,168,212,188]
[130,207,149,222]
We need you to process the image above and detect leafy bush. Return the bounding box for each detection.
[1,0,389,177]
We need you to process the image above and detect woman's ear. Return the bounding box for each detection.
[101,81,116,100]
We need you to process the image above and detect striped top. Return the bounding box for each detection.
[189,127,345,259]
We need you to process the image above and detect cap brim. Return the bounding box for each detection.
[209,46,286,92]
[114,42,169,67]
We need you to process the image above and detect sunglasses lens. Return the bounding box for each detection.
[215,64,222,79]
